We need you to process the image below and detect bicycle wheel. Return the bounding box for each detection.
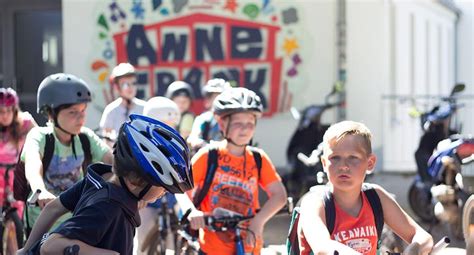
[408,180,435,222]
[147,230,166,255]
[0,211,24,255]
[462,194,474,241]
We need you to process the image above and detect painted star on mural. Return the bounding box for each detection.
[223,0,238,13]
[283,38,299,55]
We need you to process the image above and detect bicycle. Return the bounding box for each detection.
[177,208,256,255]
[140,194,181,255]
[0,163,24,255]
[385,236,450,255]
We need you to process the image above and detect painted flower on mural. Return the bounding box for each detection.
[90,0,302,116]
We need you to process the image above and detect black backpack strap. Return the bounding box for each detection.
[362,184,384,245]
[202,120,211,142]
[323,187,336,234]
[247,146,262,177]
[78,132,92,175]
[42,133,56,174]
[193,146,219,208]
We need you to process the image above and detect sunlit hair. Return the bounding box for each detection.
[322,120,372,155]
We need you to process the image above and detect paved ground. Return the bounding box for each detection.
[262,172,467,254]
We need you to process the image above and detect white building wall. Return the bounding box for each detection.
[346,0,391,170]
[347,0,457,172]
[456,0,474,134]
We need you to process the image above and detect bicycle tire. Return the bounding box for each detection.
[147,231,166,255]
[174,236,197,255]
[0,211,24,255]
[462,194,474,241]
[408,181,435,222]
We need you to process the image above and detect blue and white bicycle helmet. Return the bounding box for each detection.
[114,114,193,194]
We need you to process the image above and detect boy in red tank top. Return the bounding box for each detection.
[298,121,433,255]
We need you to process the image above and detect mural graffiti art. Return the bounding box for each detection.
[90,0,302,116]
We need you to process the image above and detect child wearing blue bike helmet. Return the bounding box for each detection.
[18,114,194,255]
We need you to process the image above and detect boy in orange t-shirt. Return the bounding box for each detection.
[298,121,433,255]
[176,87,287,255]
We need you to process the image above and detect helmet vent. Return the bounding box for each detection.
[155,129,172,141]
[67,77,71,81]
[77,92,82,97]
[139,143,150,152]
[158,145,171,157]
[151,161,164,175]
[140,130,152,139]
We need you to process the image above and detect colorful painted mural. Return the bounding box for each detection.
[89,0,302,116]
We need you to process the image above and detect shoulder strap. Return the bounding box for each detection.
[78,132,92,175]
[193,146,219,208]
[286,207,301,255]
[323,185,384,241]
[323,187,336,234]
[362,184,384,243]
[247,146,262,177]
[42,133,55,175]
[202,120,211,141]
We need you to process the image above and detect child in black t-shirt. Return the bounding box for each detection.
[18,114,194,255]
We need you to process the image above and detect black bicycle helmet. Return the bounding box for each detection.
[37,73,92,114]
[114,114,193,194]
[165,81,194,99]
[212,87,263,118]
[202,78,232,96]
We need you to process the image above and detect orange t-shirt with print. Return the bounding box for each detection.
[191,144,281,255]
[299,191,378,255]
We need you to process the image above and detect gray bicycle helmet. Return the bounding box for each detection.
[202,78,232,96]
[165,81,194,99]
[213,87,263,118]
[37,73,92,114]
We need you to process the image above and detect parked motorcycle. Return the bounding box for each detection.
[410,135,474,239]
[409,83,465,223]
[284,84,344,201]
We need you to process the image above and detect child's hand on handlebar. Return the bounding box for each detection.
[37,190,56,208]
[246,216,264,246]
[188,209,206,230]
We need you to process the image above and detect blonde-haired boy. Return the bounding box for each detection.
[298,121,433,255]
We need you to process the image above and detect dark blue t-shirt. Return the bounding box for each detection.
[52,163,140,255]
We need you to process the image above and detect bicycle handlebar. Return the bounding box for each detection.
[386,236,450,255]
[180,209,254,231]
[27,189,41,206]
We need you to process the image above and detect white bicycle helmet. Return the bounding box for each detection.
[202,78,232,96]
[110,63,136,81]
[143,97,181,127]
[212,87,263,118]
[165,81,194,99]
[114,114,193,194]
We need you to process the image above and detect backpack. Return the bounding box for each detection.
[286,183,384,255]
[192,145,262,208]
[13,132,92,202]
